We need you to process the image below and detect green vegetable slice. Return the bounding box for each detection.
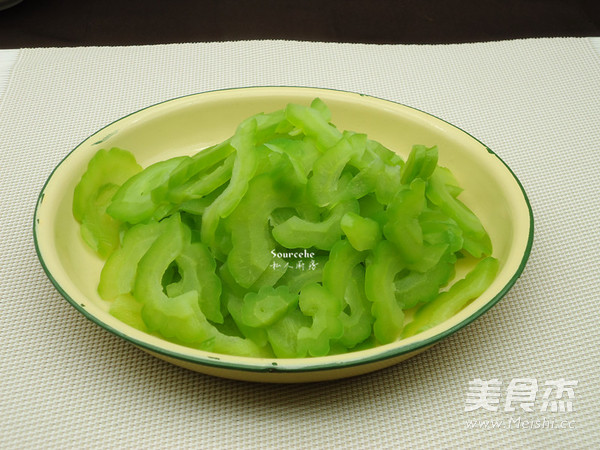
[73,147,142,258]
[340,211,381,251]
[134,214,211,344]
[426,170,492,257]
[297,283,344,357]
[272,199,359,251]
[239,286,298,328]
[402,257,499,338]
[225,168,298,288]
[365,240,406,344]
[285,102,342,150]
[98,219,167,300]
[322,240,372,348]
[107,156,187,224]
[201,117,260,249]
[73,147,142,222]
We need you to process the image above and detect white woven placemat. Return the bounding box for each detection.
[1,39,599,449]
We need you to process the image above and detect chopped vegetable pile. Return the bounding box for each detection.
[73,98,498,358]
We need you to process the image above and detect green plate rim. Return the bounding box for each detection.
[33,86,534,375]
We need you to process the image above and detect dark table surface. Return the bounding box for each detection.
[1,0,599,49]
